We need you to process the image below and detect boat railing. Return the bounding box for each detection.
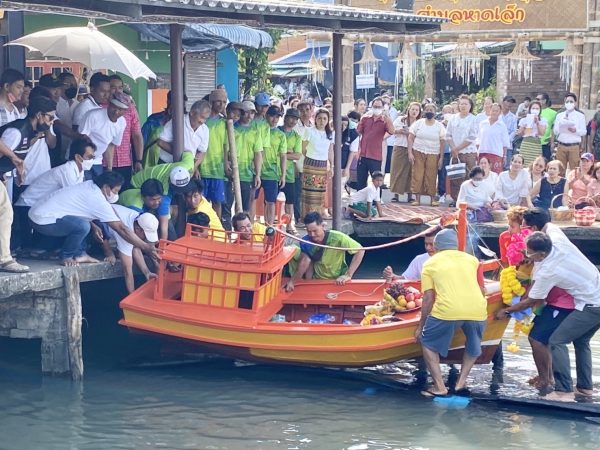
[159,223,286,267]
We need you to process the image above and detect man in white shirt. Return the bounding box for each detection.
[478,103,509,174]
[79,92,128,178]
[17,138,94,207]
[501,96,518,170]
[71,72,111,131]
[553,92,587,176]
[498,208,600,401]
[382,228,438,281]
[157,99,210,174]
[29,171,157,267]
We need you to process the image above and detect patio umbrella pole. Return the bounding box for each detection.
[332,32,343,231]
[170,24,185,162]
[226,119,243,214]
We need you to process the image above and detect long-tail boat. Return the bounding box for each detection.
[120,204,509,366]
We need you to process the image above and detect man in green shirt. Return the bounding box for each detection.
[234,101,263,213]
[253,105,287,225]
[284,212,365,292]
[253,91,271,157]
[203,89,229,218]
[536,92,557,161]
[280,107,302,233]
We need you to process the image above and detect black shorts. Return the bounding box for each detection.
[281,181,295,204]
[529,305,573,345]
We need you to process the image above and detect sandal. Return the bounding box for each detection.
[421,388,449,398]
[0,259,30,273]
[410,201,421,206]
[431,201,440,207]
[391,196,400,203]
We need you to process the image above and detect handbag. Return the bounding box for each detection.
[445,156,467,180]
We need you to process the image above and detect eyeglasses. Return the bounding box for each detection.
[525,250,543,258]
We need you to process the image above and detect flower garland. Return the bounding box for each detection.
[499,228,534,353]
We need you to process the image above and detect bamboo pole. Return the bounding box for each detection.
[226,119,243,214]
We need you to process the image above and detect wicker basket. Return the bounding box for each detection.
[549,194,573,222]
[491,209,508,223]
[574,197,598,226]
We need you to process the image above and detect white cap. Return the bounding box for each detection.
[136,213,159,243]
[169,166,191,192]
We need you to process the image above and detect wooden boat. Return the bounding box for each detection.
[120,205,509,367]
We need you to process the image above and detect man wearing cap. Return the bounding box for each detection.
[501,96,518,170]
[72,73,111,132]
[158,100,210,176]
[232,100,263,214]
[554,92,587,176]
[29,171,158,267]
[416,228,487,397]
[102,205,159,293]
[202,89,229,219]
[279,107,302,233]
[253,105,287,225]
[78,92,128,178]
[253,91,271,159]
[108,75,144,188]
[37,74,62,104]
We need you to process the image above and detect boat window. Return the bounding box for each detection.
[238,290,254,310]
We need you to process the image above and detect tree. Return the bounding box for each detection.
[238,28,283,98]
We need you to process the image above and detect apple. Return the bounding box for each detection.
[406,301,416,309]
[405,292,415,302]
[415,298,422,307]
[414,292,422,299]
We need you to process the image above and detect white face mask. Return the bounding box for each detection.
[472,180,482,187]
[348,120,357,130]
[530,108,540,116]
[81,158,94,171]
[372,108,383,116]
[565,102,575,111]
[106,191,119,204]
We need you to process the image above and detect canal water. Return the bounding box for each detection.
[1,243,599,450]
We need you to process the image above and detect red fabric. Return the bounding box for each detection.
[546,287,575,310]
[498,230,511,264]
[357,115,393,161]
[113,104,142,168]
[479,153,503,174]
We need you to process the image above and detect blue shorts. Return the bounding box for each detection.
[420,316,486,358]
[529,305,573,345]
[203,178,225,204]
[255,179,279,203]
[281,181,295,205]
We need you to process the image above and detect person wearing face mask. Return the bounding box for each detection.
[29,171,158,267]
[457,166,493,222]
[553,93,587,176]
[516,100,548,165]
[356,96,394,190]
[55,72,80,162]
[0,68,26,126]
[78,92,129,179]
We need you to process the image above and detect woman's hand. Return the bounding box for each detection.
[408,151,415,164]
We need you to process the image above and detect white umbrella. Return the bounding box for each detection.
[6,22,156,80]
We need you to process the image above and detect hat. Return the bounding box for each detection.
[503,95,516,103]
[581,152,595,162]
[255,92,270,106]
[169,166,192,193]
[110,92,130,110]
[433,228,458,251]
[266,105,282,117]
[136,213,159,243]
[208,89,227,102]
[285,107,301,119]
[38,74,62,88]
[227,101,244,111]
[241,100,257,112]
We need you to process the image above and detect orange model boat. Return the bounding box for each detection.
[120,205,509,367]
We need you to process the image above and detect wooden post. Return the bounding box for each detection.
[332,32,343,231]
[226,119,243,213]
[62,267,84,381]
[170,24,185,162]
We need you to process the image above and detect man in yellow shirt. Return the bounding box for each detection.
[232,212,266,242]
[416,228,487,397]
[184,179,224,232]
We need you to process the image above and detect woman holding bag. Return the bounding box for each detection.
[408,103,446,206]
[390,102,421,202]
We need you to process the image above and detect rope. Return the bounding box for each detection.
[325,281,388,299]
[272,223,441,252]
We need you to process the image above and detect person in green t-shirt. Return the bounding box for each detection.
[284,212,365,292]
[233,101,263,213]
[252,105,287,225]
[253,91,271,155]
[129,151,195,193]
[279,107,302,233]
[202,89,229,218]
[536,93,557,161]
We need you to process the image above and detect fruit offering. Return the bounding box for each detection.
[383,283,423,312]
[499,266,526,305]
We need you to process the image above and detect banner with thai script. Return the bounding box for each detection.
[414,0,588,32]
[349,1,589,32]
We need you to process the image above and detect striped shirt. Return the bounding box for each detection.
[112,103,142,168]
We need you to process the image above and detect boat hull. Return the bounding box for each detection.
[120,280,508,367]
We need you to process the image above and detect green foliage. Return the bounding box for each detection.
[473,76,498,114]
[393,68,426,113]
[238,29,283,98]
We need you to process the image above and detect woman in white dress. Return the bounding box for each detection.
[495,154,530,207]
[478,156,498,200]
[457,166,493,222]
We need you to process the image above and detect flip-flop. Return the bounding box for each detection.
[421,389,449,398]
[391,197,400,203]
[453,388,472,397]
[0,260,30,273]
